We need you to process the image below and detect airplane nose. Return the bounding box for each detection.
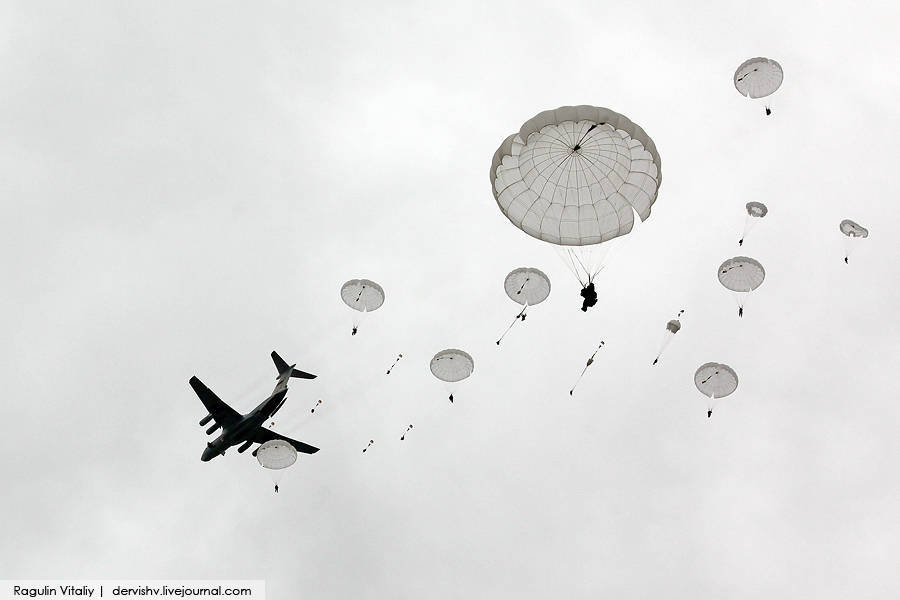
[201,447,214,461]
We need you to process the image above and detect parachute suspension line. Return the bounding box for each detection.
[569,341,605,395]
[400,424,413,441]
[496,301,529,346]
[386,353,403,375]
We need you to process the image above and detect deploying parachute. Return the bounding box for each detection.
[739,202,768,246]
[496,267,551,345]
[840,219,869,264]
[341,279,384,336]
[694,362,738,417]
[569,341,605,395]
[652,309,684,366]
[490,105,661,309]
[734,57,783,115]
[257,440,297,489]
[430,349,474,403]
[718,256,765,317]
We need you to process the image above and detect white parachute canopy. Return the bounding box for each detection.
[490,105,662,287]
[718,256,765,316]
[430,349,474,402]
[739,202,768,246]
[652,310,684,366]
[734,57,783,114]
[504,267,551,306]
[340,279,385,335]
[256,439,297,484]
[496,267,551,345]
[746,202,768,218]
[840,219,869,264]
[256,440,297,470]
[840,219,869,238]
[694,362,738,417]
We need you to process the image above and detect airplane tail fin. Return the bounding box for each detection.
[271,351,317,379]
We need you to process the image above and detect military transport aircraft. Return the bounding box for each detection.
[190,351,320,461]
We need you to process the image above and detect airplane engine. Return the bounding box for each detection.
[237,441,254,454]
[199,414,213,426]
[206,423,221,435]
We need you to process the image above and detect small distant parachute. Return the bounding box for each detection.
[653,309,684,366]
[569,341,605,395]
[739,202,768,246]
[340,279,385,336]
[490,105,662,304]
[718,256,765,317]
[497,267,551,345]
[430,349,474,403]
[694,362,738,417]
[256,440,297,484]
[840,219,869,264]
[734,57,783,115]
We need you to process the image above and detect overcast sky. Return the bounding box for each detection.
[2,1,899,598]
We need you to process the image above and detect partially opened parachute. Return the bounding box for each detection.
[694,362,738,417]
[746,202,768,218]
[840,220,868,238]
[430,349,474,403]
[739,202,768,246]
[490,105,661,285]
[653,310,684,366]
[840,219,869,264]
[256,440,297,470]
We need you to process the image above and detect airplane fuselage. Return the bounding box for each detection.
[201,381,288,462]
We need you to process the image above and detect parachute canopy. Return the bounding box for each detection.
[430,349,474,383]
[694,363,738,399]
[340,279,385,312]
[256,440,297,470]
[840,219,868,238]
[718,256,765,293]
[746,202,768,218]
[490,105,662,247]
[504,267,551,306]
[734,58,783,99]
[666,319,681,334]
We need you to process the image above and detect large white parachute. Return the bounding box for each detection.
[430,349,474,403]
[430,349,474,383]
[256,440,297,470]
[719,256,765,317]
[503,267,551,306]
[734,58,783,99]
[341,279,385,312]
[340,279,384,335]
[694,362,738,417]
[490,105,661,285]
[718,256,766,293]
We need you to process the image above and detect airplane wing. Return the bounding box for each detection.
[250,427,320,454]
[189,376,242,428]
